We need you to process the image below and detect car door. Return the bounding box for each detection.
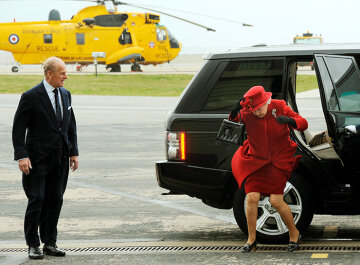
[314,54,360,186]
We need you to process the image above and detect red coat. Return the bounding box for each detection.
[230,99,308,192]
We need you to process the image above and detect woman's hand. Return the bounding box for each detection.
[229,99,242,120]
[276,115,297,128]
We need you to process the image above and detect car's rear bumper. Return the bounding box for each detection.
[155,160,234,201]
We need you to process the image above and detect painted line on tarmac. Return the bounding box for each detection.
[311,253,329,258]
[69,179,237,225]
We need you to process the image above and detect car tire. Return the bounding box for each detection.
[233,171,314,243]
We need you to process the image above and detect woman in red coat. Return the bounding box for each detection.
[229,86,308,252]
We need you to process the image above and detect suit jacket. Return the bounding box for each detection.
[230,99,308,188]
[12,81,78,161]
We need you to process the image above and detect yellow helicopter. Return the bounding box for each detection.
[0,0,220,72]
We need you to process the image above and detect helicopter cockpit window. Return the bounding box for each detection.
[94,14,128,27]
[43,34,52,44]
[156,28,167,41]
[76,33,85,45]
[166,29,180,49]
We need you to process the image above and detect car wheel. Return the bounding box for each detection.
[233,172,314,243]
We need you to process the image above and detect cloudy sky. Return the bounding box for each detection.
[0,0,360,54]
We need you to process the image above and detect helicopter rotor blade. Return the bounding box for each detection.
[114,1,216,31]
[118,2,254,27]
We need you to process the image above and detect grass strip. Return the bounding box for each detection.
[0,74,194,97]
[296,75,318,93]
[0,74,317,96]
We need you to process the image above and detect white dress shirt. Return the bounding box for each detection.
[43,79,63,118]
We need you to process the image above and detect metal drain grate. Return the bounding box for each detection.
[2,245,360,253]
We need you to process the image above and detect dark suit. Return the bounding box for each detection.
[12,81,78,247]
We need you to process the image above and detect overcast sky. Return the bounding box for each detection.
[1,0,360,54]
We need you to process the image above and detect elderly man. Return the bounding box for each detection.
[12,57,79,259]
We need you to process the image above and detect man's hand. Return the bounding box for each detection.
[70,156,79,171]
[18,158,32,175]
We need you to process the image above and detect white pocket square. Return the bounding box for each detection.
[68,106,72,110]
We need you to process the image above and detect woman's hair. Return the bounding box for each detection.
[266,98,271,105]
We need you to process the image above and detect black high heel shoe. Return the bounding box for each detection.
[287,234,302,252]
[241,241,257,252]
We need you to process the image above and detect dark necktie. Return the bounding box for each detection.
[53,88,62,128]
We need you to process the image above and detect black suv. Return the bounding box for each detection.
[156,44,360,243]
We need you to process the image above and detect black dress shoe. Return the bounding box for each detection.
[288,234,302,252]
[241,241,257,252]
[43,243,66,256]
[28,246,44,259]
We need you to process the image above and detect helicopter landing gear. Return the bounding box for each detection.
[106,64,121,72]
[11,66,19,73]
[131,63,142,72]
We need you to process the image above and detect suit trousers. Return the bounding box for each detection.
[22,147,69,247]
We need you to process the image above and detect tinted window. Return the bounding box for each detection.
[325,57,360,112]
[76,33,85,45]
[316,56,339,111]
[335,113,360,128]
[43,34,52,44]
[94,14,128,27]
[201,59,284,112]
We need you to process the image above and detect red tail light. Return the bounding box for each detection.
[167,131,186,161]
[180,132,186,160]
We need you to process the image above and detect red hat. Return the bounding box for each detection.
[240,86,272,112]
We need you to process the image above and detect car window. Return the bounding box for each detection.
[201,59,284,113]
[325,56,360,112]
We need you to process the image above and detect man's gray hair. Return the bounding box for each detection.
[43,56,63,75]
